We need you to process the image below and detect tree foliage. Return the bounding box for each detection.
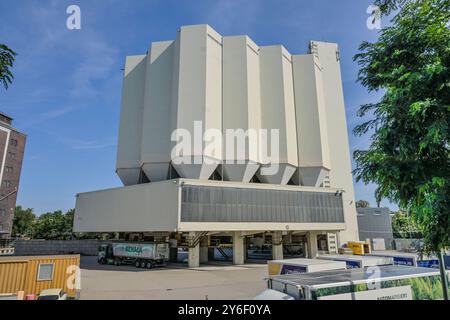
[353,0,450,253]
[391,210,423,238]
[33,209,75,240]
[374,0,411,14]
[0,43,17,90]
[12,206,36,237]
[11,206,111,240]
[356,199,371,208]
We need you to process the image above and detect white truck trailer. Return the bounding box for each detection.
[370,251,442,268]
[317,254,393,269]
[268,258,346,276]
[98,242,169,269]
[266,265,449,300]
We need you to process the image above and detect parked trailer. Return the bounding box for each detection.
[0,254,80,299]
[370,251,443,269]
[98,242,169,269]
[268,258,346,276]
[266,265,449,300]
[317,254,393,269]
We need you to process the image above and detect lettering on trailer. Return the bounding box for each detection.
[114,244,155,257]
[345,260,362,269]
[280,264,307,274]
[125,246,143,254]
[393,256,415,266]
[318,285,413,300]
[417,260,439,268]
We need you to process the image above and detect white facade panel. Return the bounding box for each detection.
[141,41,175,182]
[116,55,147,185]
[292,54,331,187]
[312,41,358,242]
[222,36,261,182]
[257,46,298,184]
[172,25,222,180]
[74,180,180,232]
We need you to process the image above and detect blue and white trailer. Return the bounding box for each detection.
[317,254,393,269]
[370,251,442,268]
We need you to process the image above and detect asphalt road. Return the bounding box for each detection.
[79,256,268,300]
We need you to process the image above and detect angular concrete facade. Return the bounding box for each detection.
[291,54,331,187]
[257,45,298,185]
[116,55,147,185]
[221,36,262,182]
[79,25,359,267]
[310,41,359,243]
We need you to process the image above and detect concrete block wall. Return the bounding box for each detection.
[14,239,106,256]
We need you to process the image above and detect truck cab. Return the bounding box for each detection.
[98,244,112,264]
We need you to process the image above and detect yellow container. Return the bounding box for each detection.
[348,241,371,255]
[0,255,80,298]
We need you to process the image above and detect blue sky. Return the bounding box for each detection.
[0,0,397,215]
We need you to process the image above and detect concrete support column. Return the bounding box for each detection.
[200,235,209,264]
[306,232,318,258]
[188,232,200,268]
[272,232,283,260]
[233,232,245,265]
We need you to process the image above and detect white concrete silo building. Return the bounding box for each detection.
[75,25,359,268]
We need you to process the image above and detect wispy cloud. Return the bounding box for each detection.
[42,129,116,151]
[2,1,121,126]
[69,39,119,98]
[19,105,81,129]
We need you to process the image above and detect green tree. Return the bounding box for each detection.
[11,206,36,237]
[391,210,422,238]
[0,44,17,90]
[356,199,370,208]
[353,0,450,254]
[353,0,449,299]
[33,209,74,240]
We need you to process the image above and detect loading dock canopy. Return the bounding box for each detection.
[74,179,346,233]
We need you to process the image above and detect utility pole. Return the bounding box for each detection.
[438,250,449,300]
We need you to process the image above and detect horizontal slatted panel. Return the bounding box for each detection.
[181,185,344,223]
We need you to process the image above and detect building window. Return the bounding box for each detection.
[7,152,15,159]
[0,208,6,216]
[9,139,18,147]
[37,263,54,281]
[2,180,12,188]
[5,166,13,173]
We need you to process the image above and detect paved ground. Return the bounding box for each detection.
[80,256,268,300]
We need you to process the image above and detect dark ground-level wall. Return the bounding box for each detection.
[14,239,106,256]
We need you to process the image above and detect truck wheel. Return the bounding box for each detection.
[140,260,146,268]
[146,261,153,269]
[113,259,120,266]
[135,260,141,268]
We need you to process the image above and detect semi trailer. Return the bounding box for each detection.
[317,254,393,269]
[370,251,441,268]
[98,242,169,268]
[268,258,346,276]
[265,265,449,300]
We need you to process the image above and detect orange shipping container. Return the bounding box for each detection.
[0,255,80,298]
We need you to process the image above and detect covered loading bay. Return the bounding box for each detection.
[75,179,346,267]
